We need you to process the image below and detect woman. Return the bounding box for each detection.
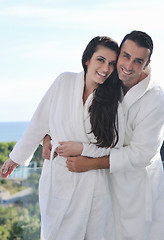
[1,36,124,240]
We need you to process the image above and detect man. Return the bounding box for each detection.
[43,30,164,240]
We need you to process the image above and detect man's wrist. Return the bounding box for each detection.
[88,156,109,170]
[43,134,52,143]
[96,156,109,169]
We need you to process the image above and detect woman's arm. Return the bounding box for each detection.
[8,76,61,167]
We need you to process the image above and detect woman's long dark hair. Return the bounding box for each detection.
[82,36,121,148]
[89,69,121,148]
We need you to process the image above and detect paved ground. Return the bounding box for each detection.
[0,187,34,205]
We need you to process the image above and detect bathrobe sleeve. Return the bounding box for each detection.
[81,143,110,157]
[110,86,164,173]
[9,75,62,166]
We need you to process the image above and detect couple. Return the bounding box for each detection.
[1,31,164,240]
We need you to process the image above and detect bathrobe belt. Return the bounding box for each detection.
[144,154,160,222]
[45,141,97,239]
[46,142,65,216]
[50,143,66,166]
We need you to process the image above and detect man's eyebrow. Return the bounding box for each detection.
[122,51,144,62]
[122,51,130,57]
[135,57,144,62]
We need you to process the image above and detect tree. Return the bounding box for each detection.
[8,208,40,240]
[0,225,9,240]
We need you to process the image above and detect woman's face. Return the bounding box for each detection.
[85,45,117,89]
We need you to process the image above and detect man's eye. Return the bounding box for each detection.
[123,54,129,59]
[136,60,142,64]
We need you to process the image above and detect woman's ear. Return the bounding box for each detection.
[85,60,89,66]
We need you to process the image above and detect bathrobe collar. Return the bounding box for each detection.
[121,66,154,113]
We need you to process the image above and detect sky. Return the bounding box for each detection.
[0,0,164,121]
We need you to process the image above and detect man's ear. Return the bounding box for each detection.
[143,60,151,70]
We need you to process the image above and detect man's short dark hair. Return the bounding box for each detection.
[120,30,153,62]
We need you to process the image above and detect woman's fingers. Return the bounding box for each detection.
[1,159,18,178]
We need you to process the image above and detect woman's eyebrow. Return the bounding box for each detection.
[97,55,106,59]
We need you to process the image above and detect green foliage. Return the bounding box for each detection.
[8,208,40,240]
[0,142,43,167]
[0,179,7,184]
[31,144,43,167]
[1,179,25,195]
[0,142,42,239]
[0,154,8,165]
[0,225,10,239]
[0,174,41,239]
[0,206,40,240]
[0,142,16,156]
[0,142,16,165]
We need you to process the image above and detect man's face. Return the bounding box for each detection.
[117,39,150,91]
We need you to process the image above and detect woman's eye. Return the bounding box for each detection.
[109,62,116,66]
[97,58,104,62]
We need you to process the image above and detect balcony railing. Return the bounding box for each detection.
[0,166,42,240]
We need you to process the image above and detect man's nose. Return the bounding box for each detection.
[125,60,133,70]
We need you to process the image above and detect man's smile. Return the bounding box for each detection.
[121,67,133,76]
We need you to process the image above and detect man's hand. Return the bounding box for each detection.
[66,155,109,172]
[1,158,18,178]
[42,135,53,160]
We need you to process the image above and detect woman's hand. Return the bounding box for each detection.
[1,158,18,178]
[55,141,83,157]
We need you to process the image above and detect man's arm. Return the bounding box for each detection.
[42,135,110,172]
[66,155,109,172]
[42,134,52,159]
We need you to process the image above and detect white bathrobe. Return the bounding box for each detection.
[109,67,164,240]
[10,71,124,240]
